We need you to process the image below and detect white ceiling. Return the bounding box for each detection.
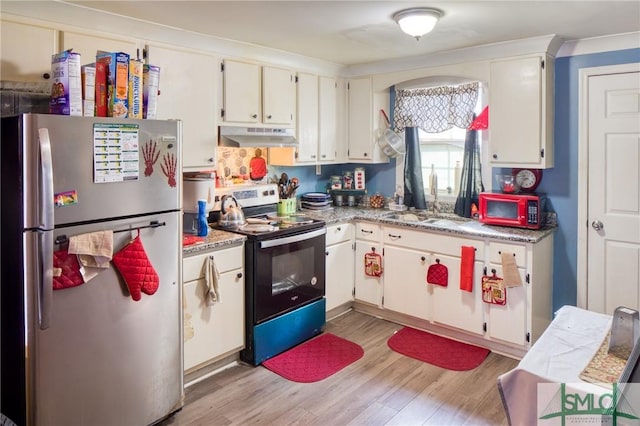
[59,1,640,65]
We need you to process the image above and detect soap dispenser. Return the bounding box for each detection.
[197,199,208,237]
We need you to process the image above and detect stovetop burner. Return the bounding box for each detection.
[212,211,325,239]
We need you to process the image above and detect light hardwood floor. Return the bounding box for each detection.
[161,310,519,426]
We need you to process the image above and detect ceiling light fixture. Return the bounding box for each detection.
[393,8,441,41]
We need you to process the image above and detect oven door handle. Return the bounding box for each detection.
[259,227,326,249]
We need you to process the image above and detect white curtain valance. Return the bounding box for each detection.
[393,82,479,133]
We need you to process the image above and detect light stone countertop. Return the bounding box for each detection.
[182,206,556,255]
[300,206,556,244]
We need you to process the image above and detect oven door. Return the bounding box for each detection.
[254,227,326,323]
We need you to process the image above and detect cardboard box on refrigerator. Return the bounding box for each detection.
[49,49,83,116]
[81,64,96,116]
[94,61,108,117]
[128,59,143,119]
[96,51,130,117]
[143,64,160,119]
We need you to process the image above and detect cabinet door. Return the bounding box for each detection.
[1,20,57,82]
[354,241,382,306]
[61,31,138,59]
[263,65,294,125]
[348,76,373,160]
[147,44,217,170]
[430,255,484,335]
[325,240,354,311]
[296,72,319,162]
[383,246,430,321]
[485,265,527,346]
[490,55,551,168]
[223,59,260,123]
[183,268,245,371]
[318,76,337,162]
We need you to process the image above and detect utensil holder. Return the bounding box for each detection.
[277,198,296,216]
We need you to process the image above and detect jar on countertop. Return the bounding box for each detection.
[342,171,354,189]
[330,175,342,190]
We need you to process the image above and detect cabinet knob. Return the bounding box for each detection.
[42,73,50,80]
[421,256,426,261]
[207,157,214,163]
[492,154,498,159]
[325,251,329,256]
[266,114,272,119]
[321,154,326,158]
[236,272,243,279]
[337,227,341,231]
[251,114,258,119]
[364,152,368,157]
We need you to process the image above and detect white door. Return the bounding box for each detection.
[586,70,640,314]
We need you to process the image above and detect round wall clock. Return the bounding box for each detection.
[512,168,543,193]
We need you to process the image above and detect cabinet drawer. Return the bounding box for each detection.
[183,245,243,282]
[488,242,526,267]
[326,223,354,246]
[383,226,484,259]
[355,222,380,242]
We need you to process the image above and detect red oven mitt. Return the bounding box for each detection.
[53,247,85,290]
[426,259,448,287]
[112,233,159,301]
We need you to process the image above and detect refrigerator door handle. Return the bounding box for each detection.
[38,128,54,230]
[39,230,53,329]
[38,128,54,329]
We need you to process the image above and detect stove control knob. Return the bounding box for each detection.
[262,190,269,196]
[269,189,275,195]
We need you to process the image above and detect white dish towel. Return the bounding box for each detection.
[204,255,221,304]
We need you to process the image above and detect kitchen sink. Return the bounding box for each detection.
[385,212,430,222]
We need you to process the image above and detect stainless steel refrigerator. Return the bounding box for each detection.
[1,114,183,426]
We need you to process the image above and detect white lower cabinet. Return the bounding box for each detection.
[375,223,553,352]
[354,222,383,306]
[325,223,355,312]
[383,245,430,321]
[182,244,244,372]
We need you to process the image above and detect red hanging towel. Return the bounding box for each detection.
[460,246,475,292]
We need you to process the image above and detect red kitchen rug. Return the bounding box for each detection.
[387,327,489,371]
[262,333,364,383]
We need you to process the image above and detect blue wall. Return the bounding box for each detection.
[275,47,640,313]
[543,48,640,311]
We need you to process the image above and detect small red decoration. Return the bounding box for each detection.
[142,140,160,177]
[468,106,489,130]
[161,153,177,187]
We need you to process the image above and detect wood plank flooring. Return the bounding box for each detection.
[160,310,519,426]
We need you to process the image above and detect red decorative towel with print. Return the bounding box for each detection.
[426,259,448,286]
[112,234,159,301]
[460,246,475,292]
[53,248,84,290]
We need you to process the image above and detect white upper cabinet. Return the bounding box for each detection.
[1,20,57,82]
[146,44,218,170]
[262,65,295,125]
[222,60,294,126]
[296,72,319,162]
[318,76,338,163]
[347,76,389,163]
[489,54,554,168]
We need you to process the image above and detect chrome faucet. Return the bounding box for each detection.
[430,167,439,214]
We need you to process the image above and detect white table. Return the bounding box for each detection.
[497,305,616,425]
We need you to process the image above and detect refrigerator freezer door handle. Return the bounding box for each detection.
[38,128,54,329]
[39,230,53,329]
[38,128,54,230]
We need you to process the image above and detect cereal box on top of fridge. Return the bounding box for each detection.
[50,49,82,116]
[96,51,130,118]
[95,61,108,117]
[143,64,160,119]
[81,64,96,117]
[128,58,143,119]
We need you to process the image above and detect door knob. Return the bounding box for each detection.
[591,220,604,231]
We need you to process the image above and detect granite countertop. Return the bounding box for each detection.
[183,228,246,256]
[300,206,556,244]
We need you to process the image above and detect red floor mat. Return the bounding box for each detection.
[262,333,364,383]
[388,327,489,371]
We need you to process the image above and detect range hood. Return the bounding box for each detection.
[219,126,297,148]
